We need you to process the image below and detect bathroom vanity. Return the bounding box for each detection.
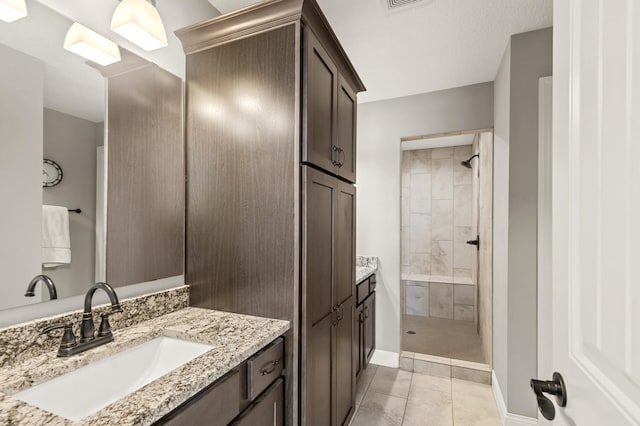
[0,287,289,425]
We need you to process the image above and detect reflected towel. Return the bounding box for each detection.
[42,205,70,268]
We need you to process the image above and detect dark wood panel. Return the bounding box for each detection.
[354,303,364,378]
[175,0,365,94]
[106,65,184,287]
[233,379,284,426]
[305,173,334,324]
[303,28,337,175]
[157,370,240,425]
[185,24,297,425]
[363,293,376,366]
[336,77,356,183]
[334,182,355,305]
[335,297,355,426]
[304,313,333,426]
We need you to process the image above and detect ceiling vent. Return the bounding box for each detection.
[386,0,423,10]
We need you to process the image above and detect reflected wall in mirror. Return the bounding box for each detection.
[0,0,185,313]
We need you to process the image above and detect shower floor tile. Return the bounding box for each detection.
[402,315,485,364]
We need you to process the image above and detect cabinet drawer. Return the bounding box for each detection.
[157,369,240,425]
[247,338,284,401]
[232,378,284,426]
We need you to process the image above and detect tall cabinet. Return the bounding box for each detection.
[176,1,365,425]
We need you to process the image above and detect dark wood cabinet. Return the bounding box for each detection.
[355,275,376,377]
[303,29,358,183]
[336,76,357,183]
[302,167,356,426]
[176,1,364,424]
[363,292,376,365]
[304,29,338,175]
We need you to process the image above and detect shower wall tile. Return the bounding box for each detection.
[409,149,432,173]
[406,284,430,316]
[429,283,454,319]
[454,167,472,186]
[410,173,431,213]
[410,253,431,275]
[453,144,472,160]
[454,268,471,278]
[454,284,475,305]
[431,240,453,276]
[432,159,454,200]
[453,226,472,269]
[454,305,474,321]
[401,227,410,266]
[401,186,410,226]
[432,199,453,241]
[410,213,431,254]
[432,146,454,159]
[402,151,411,187]
[453,184,472,226]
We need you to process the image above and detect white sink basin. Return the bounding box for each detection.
[13,336,214,421]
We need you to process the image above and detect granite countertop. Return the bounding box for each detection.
[355,256,378,284]
[0,308,290,425]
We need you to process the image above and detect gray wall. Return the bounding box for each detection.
[493,27,553,418]
[493,39,511,404]
[42,108,102,299]
[356,82,494,354]
[0,44,43,310]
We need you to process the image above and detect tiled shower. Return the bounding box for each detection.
[401,145,476,322]
[400,133,493,366]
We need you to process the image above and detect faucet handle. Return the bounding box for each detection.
[97,311,118,338]
[41,323,77,349]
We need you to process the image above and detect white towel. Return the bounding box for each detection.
[42,205,71,268]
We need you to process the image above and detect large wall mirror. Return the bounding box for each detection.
[0,0,219,319]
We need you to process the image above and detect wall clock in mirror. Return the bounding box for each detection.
[42,159,63,187]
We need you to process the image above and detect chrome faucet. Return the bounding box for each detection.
[42,282,123,357]
[25,275,58,300]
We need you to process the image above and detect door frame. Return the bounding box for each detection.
[537,76,553,424]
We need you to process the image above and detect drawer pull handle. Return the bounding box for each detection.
[260,360,280,376]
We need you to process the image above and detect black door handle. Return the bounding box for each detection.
[530,372,567,420]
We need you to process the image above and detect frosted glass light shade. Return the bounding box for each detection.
[0,0,27,23]
[111,0,168,51]
[64,23,121,66]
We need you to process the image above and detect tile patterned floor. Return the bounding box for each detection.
[402,315,485,363]
[352,365,501,426]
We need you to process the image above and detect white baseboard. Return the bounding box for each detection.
[369,349,399,369]
[492,371,538,425]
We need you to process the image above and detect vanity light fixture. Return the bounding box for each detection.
[0,0,27,23]
[110,0,168,51]
[63,23,122,66]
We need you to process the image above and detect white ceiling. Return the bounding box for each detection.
[316,0,553,103]
[2,0,552,121]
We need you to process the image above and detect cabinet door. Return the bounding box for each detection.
[233,379,284,426]
[303,29,338,175]
[363,293,376,366]
[302,167,336,426]
[336,77,357,183]
[334,180,355,306]
[335,297,355,425]
[354,303,364,378]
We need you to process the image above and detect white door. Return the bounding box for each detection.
[550,0,640,424]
